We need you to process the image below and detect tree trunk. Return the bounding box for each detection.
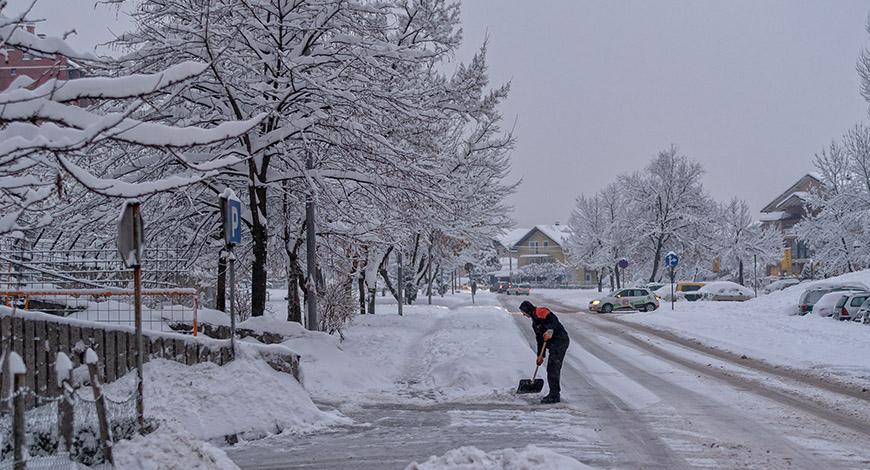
[614,264,621,289]
[377,247,398,301]
[649,236,664,283]
[249,185,268,317]
[738,259,744,286]
[281,183,303,323]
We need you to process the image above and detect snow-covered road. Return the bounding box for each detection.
[225,292,870,469]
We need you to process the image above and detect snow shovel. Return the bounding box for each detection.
[516,341,547,394]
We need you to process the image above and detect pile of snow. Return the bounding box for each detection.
[697,281,754,299]
[283,294,532,404]
[238,315,307,338]
[405,445,592,470]
[620,270,870,384]
[106,351,348,441]
[113,424,240,470]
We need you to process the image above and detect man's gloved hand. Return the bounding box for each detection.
[536,356,544,366]
[543,329,554,341]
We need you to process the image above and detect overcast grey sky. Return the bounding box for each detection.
[11,1,870,227]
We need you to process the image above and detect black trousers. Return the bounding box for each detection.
[546,339,569,396]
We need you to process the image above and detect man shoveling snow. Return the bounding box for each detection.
[519,301,570,404]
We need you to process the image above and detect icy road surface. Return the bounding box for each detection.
[226,292,870,469]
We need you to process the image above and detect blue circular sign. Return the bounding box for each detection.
[665,252,679,268]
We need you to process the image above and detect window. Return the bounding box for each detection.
[543,241,549,247]
[851,296,868,307]
[10,68,16,75]
[529,240,539,254]
[584,272,591,282]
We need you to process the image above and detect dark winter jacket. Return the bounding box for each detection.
[530,307,569,355]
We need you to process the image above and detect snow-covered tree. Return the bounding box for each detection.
[796,131,870,274]
[713,197,783,285]
[565,183,635,291]
[517,262,569,287]
[112,0,513,317]
[619,146,713,282]
[0,4,260,238]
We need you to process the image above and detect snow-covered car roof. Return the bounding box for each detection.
[698,281,753,296]
[814,290,860,309]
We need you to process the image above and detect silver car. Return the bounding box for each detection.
[589,288,659,313]
[835,292,870,320]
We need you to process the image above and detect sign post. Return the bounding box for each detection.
[221,190,242,351]
[665,252,679,311]
[117,201,145,432]
[618,258,629,288]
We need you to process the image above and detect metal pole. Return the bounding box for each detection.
[228,245,236,350]
[670,266,675,311]
[753,254,758,298]
[132,204,145,432]
[397,252,403,316]
[509,250,513,285]
[305,156,318,330]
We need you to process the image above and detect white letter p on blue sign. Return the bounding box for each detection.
[226,198,242,245]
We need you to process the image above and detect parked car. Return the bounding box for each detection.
[654,282,706,302]
[762,278,800,294]
[645,282,665,292]
[797,282,869,315]
[833,291,870,320]
[698,281,754,302]
[506,284,531,296]
[493,282,510,294]
[852,298,870,324]
[812,291,861,318]
[589,288,659,313]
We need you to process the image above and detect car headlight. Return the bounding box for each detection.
[591,300,600,305]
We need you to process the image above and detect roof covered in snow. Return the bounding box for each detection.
[495,227,531,250]
[511,224,572,248]
[761,174,822,213]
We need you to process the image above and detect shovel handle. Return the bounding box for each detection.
[531,340,548,380]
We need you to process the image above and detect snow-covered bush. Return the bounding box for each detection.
[318,281,355,340]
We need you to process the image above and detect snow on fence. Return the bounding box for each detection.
[0,350,138,469]
[0,308,237,413]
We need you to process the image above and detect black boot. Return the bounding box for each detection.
[540,394,560,404]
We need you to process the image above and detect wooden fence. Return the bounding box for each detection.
[0,310,236,409]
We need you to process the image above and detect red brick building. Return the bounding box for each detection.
[0,25,83,91]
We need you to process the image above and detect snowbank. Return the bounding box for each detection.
[619,271,870,383]
[405,445,593,470]
[107,354,348,442]
[286,296,532,404]
[113,423,240,470]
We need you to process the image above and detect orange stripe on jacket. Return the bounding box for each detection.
[535,307,551,320]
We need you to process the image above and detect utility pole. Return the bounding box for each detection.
[305,154,318,330]
[753,254,758,297]
[397,251,403,316]
[509,249,513,286]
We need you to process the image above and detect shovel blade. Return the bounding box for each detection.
[516,378,545,394]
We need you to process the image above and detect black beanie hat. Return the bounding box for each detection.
[519,300,535,315]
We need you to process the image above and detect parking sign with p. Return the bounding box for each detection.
[222,190,242,245]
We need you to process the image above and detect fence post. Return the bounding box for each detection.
[85,348,114,465]
[55,352,74,452]
[8,351,26,470]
